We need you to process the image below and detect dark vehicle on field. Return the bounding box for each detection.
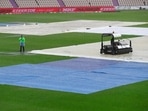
[100,33,133,55]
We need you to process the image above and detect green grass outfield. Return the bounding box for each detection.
[0,10,148,111]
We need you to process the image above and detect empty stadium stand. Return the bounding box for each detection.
[37,0,60,7]
[62,0,90,6]
[62,0,113,7]
[14,0,39,8]
[89,0,113,6]
[118,0,147,6]
[0,0,13,8]
[0,0,147,8]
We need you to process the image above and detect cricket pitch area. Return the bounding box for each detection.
[1,20,148,62]
[0,20,148,94]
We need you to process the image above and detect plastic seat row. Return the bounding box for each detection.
[37,0,60,7]
[0,0,147,8]
[118,0,146,6]
[0,0,13,8]
[15,0,39,8]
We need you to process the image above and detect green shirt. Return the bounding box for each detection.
[19,37,25,43]
[19,36,25,46]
